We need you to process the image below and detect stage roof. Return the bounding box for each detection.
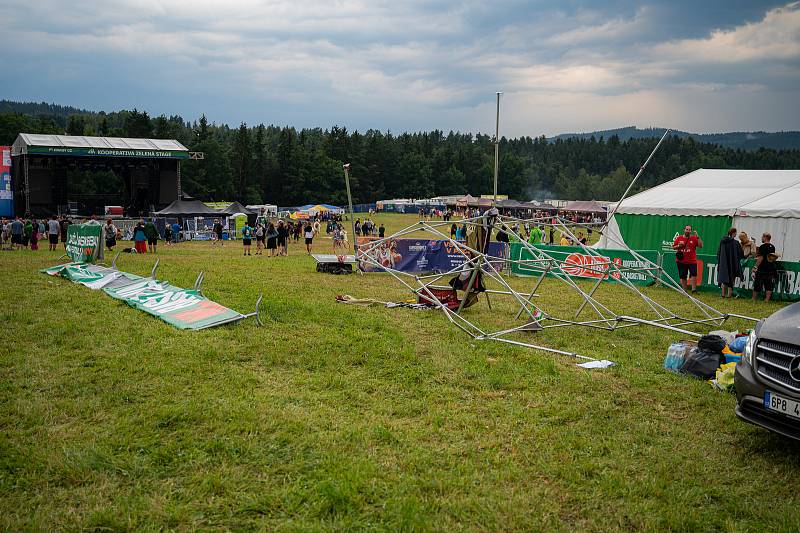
[12,133,190,159]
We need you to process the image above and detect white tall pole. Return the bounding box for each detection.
[343,163,357,254]
[493,92,502,204]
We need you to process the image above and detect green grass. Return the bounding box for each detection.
[2,213,799,531]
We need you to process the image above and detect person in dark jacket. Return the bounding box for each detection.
[716,227,743,298]
[143,219,159,253]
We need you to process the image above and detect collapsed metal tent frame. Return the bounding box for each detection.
[355,212,758,364]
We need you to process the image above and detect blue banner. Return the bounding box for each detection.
[359,238,507,273]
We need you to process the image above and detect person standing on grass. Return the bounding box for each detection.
[104,218,118,251]
[241,221,253,256]
[144,219,159,253]
[47,215,60,251]
[304,221,314,254]
[171,221,181,244]
[133,220,148,254]
[212,219,224,246]
[266,222,278,257]
[22,218,32,249]
[752,232,778,302]
[528,225,543,245]
[163,224,172,246]
[255,223,265,255]
[332,223,344,253]
[672,225,703,293]
[60,216,71,248]
[379,223,385,238]
[10,216,23,250]
[29,218,39,251]
[277,220,289,256]
[717,227,743,298]
[577,231,587,245]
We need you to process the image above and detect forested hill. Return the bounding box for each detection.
[1,100,799,207]
[551,126,800,151]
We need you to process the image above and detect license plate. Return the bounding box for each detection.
[764,391,800,420]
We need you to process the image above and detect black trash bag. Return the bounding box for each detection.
[680,334,725,379]
[697,334,726,353]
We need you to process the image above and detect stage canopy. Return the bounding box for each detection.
[154,199,221,217]
[218,202,256,215]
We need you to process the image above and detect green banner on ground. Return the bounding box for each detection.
[42,262,142,289]
[614,213,733,251]
[65,223,104,263]
[42,262,252,329]
[104,279,243,330]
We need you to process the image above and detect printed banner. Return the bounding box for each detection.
[662,252,800,302]
[0,146,11,217]
[42,262,142,289]
[26,146,189,159]
[42,262,250,329]
[65,223,104,263]
[104,279,243,330]
[508,243,800,302]
[359,238,508,273]
[509,243,661,286]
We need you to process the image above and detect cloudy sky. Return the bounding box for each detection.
[2,0,799,137]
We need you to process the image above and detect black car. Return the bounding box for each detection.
[735,302,800,440]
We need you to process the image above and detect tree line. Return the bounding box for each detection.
[1,102,799,207]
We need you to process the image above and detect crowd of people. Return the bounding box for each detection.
[1,215,72,251]
[674,225,781,301]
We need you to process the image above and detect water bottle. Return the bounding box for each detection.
[664,343,683,372]
[671,343,684,371]
[664,344,675,371]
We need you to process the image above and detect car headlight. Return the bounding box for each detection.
[743,330,757,365]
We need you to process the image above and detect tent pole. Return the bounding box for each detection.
[605,129,670,226]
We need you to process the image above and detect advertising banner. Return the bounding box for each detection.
[359,238,508,273]
[661,252,800,302]
[0,146,12,217]
[104,279,243,329]
[509,243,661,286]
[65,223,104,263]
[507,244,800,302]
[42,262,143,290]
[26,146,189,159]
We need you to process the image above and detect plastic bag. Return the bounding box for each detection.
[711,362,737,392]
[729,336,748,354]
[681,347,724,380]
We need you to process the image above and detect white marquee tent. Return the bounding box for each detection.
[599,169,800,262]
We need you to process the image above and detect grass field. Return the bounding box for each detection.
[2,213,799,531]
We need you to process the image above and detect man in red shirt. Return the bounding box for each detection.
[672,225,703,293]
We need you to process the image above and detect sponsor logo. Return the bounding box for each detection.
[562,253,611,279]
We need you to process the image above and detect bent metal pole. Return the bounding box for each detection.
[342,163,358,255]
[605,128,670,226]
